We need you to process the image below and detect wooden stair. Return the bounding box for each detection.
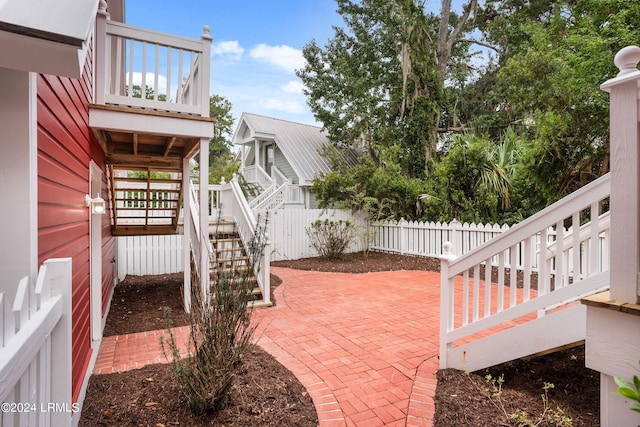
[109,165,183,236]
[209,223,271,308]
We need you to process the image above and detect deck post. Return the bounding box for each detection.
[585,46,640,427]
[199,137,210,302]
[182,158,191,313]
[200,27,212,118]
[94,1,108,105]
[602,46,640,304]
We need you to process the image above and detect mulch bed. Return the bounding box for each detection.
[80,251,600,426]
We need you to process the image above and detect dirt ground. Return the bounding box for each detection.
[79,251,599,426]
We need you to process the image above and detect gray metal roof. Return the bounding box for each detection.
[233,113,334,184]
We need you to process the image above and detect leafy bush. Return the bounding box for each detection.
[306,219,355,259]
[615,361,640,413]
[162,217,268,414]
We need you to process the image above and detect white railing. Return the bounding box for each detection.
[95,9,211,116]
[0,258,73,427]
[271,165,288,186]
[251,183,304,211]
[242,165,273,190]
[248,184,278,209]
[227,175,271,305]
[440,173,611,371]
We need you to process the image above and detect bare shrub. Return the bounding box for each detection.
[306,219,355,259]
[163,216,269,414]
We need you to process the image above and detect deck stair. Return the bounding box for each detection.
[209,222,271,309]
[109,165,183,236]
[439,173,611,372]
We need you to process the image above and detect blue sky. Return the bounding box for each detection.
[125,1,344,127]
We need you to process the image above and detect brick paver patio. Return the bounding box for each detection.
[94,267,442,426]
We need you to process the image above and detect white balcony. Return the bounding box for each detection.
[89,4,214,170]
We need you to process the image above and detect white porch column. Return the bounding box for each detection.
[0,69,38,300]
[199,137,209,300]
[254,139,260,169]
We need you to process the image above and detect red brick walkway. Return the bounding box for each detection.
[94,267,442,426]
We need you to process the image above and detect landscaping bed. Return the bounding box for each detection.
[79,252,599,426]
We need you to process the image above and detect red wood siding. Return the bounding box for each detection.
[37,50,115,402]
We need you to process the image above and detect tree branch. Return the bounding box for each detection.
[457,38,501,53]
[447,0,478,52]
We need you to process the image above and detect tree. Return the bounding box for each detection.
[494,0,640,202]
[208,94,238,184]
[190,94,238,184]
[297,0,447,177]
[424,128,525,223]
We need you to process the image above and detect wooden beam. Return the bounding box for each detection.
[133,133,138,155]
[164,136,176,157]
[90,128,110,154]
[111,225,179,236]
[182,138,200,159]
[105,153,182,169]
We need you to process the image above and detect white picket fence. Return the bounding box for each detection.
[117,235,184,280]
[0,258,73,427]
[371,219,510,258]
[260,209,368,261]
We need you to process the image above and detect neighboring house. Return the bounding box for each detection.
[0,0,214,423]
[234,112,357,210]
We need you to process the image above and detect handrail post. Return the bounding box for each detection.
[601,46,640,303]
[94,0,109,105]
[262,234,271,305]
[439,242,457,369]
[199,26,212,117]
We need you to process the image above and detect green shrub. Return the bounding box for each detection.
[615,360,640,413]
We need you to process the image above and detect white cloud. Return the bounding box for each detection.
[249,44,305,73]
[212,40,244,60]
[281,80,305,94]
[131,72,168,94]
[261,98,306,114]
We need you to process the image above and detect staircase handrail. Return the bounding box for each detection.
[248,184,278,209]
[440,173,611,370]
[444,173,610,275]
[229,175,271,305]
[271,165,288,186]
[252,182,288,211]
[243,164,273,190]
[188,181,212,280]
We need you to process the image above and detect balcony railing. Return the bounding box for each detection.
[94,5,211,117]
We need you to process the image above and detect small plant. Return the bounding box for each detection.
[614,360,640,413]
[466,372,572,426]
[356,222,377,257]
[162,216,269,414]
[306,218,355,259]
